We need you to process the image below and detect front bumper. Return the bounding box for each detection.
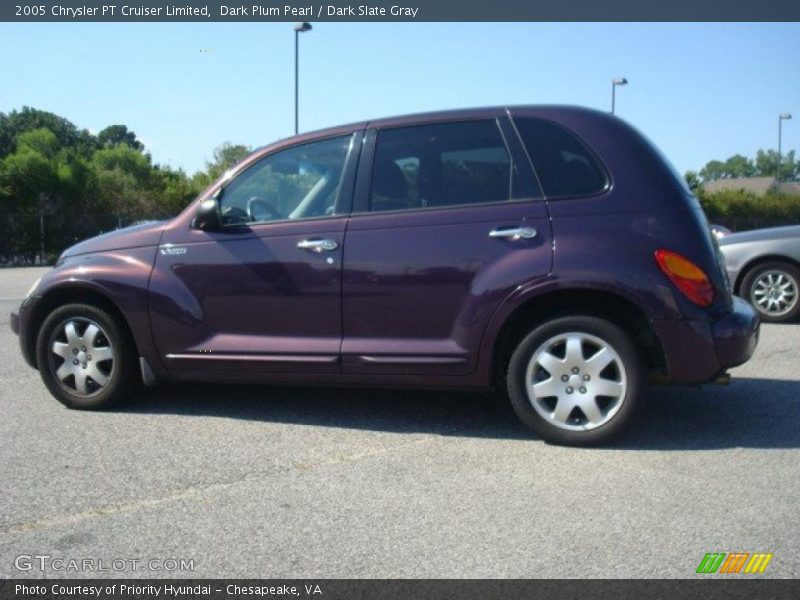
[10,295,41,369]
[653,296,759,384]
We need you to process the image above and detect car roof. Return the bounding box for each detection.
[719,224,800,245]
[266,104,611,150]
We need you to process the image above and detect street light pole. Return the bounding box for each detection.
[611,77,628,115]
[293,22,312,135]
[777,113,792,185]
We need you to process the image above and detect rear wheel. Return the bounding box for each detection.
[506,316,645,445]
[740,261,800,323]
[35,303,137,409]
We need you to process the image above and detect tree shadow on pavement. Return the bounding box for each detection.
[119,377,799,450]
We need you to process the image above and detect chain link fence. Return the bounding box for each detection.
[1,212,171,266]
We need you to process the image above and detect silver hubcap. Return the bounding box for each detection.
[751,270,798,317]
[525,332,627,431]
[48,318,115,397]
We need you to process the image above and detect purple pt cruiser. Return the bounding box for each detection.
[10,106,759,445]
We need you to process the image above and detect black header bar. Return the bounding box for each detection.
[3,0,800,22]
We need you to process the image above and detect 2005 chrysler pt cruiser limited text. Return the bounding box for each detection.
[10,106,760,445]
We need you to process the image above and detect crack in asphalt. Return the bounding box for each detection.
[4,436,434,534]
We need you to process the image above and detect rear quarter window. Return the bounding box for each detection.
[513,117,608,198]
[368,119,535,213]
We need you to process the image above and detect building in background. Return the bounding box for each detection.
[703,177,800,196]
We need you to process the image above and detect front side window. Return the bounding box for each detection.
[513,117,608,198]
[219,134,353,226]
[369,120,518,212]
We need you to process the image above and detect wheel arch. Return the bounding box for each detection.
[26,283,139,371]
[488,288,666,388]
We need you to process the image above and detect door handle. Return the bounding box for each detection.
[297,239,339,253]
[488,227,538,241]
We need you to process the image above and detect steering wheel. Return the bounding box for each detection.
[246,196,282,222]
[220,205,249,226]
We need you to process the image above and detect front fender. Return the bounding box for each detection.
[26,247,161,375]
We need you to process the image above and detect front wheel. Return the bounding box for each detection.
[35,303,137,409]
[507,316,645,446]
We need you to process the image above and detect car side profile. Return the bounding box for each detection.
[718,225,800,323]
[10,106,760,445]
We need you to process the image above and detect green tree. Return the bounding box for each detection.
[193,142,252,188]
[699,155,755,181]
[0,128,85,212]
[0,128,94,261]
[699,160,727,181]
[0,106,95,158]
[156,166,202,216]
[0,105,256,263]
[97,125,144,151]
[697,150,798,183]
[90,144,156,220]
[723,154,756,178]
[756,148,797,181]
[684,170,701,192]
[755,149,779,177]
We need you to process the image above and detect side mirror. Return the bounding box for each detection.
[192,198,222,231]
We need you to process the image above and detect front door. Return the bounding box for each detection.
[149,132,360,375]
[341,117,553,376]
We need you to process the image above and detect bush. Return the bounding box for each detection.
[696,188,800,231]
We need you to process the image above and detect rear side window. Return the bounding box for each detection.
[513,117,608,198]
[369,120,521,212]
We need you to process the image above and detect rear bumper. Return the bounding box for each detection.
[653,297,759,384]
[712,296,760,369]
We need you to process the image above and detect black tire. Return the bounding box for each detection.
[506,315,645,446]
[740,261,800,323]
[35,303,137,410]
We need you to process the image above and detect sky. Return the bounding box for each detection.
[1,22,798,176]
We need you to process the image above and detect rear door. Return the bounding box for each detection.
[341,116,553,376]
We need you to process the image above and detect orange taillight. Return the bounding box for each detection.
[654,249,714,307]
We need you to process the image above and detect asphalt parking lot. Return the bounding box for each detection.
[0,267,798,579]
